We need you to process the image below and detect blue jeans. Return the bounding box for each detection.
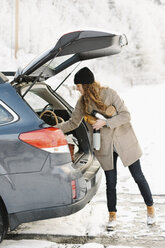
[104,152,153,212]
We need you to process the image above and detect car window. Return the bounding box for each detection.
[0,104,14,124]
[47,54,73,69]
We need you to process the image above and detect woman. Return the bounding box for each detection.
[56,67,155,229]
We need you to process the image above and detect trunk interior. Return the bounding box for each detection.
[17,82,95,175]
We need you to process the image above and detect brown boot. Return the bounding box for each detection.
[147,205,156,225]
[107,212,117,230]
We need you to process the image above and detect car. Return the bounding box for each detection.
[0,30,127,242]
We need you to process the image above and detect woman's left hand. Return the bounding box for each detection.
[92,119,106,130]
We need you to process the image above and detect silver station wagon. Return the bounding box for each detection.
[0,30,127,242]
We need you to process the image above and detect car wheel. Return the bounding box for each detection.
[0,204,8,242]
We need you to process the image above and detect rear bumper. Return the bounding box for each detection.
[9,163,102,231]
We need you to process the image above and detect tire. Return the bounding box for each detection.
[0,203,8,243]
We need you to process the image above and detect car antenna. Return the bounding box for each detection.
[54,62,81,92]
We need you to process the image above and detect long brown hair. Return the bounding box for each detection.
[81,81,107,114]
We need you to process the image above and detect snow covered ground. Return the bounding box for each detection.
[1,241,145,248]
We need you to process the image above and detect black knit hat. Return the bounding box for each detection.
[74,67,95,85]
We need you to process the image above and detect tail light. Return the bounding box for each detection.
[71,180,77,199]
[68,144,75,162]
[19,127,70,153]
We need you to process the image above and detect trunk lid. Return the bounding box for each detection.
[11,30,127,86]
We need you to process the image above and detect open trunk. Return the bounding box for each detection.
[19,82,98,178]
[8,30,127,179]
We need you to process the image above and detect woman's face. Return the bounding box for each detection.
[76,84,84,95]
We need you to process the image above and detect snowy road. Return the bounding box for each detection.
[5,193,165,248]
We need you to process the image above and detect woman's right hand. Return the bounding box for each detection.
[92,119,106,130]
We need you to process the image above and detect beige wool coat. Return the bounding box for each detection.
[56,87,142,171]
